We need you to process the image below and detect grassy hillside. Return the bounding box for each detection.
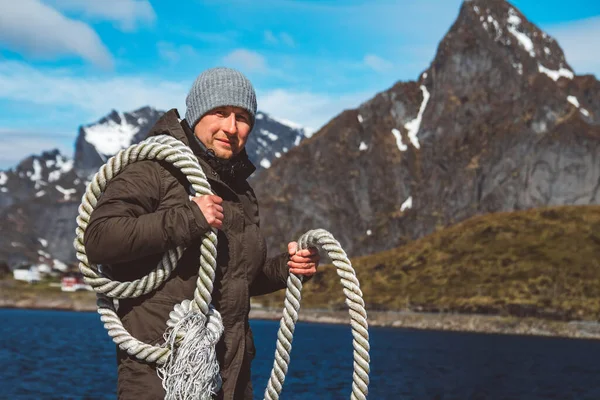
[255,205,600,321]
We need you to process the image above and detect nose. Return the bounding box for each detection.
[222,113,237,135]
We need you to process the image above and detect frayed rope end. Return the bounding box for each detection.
[157,305,224,400]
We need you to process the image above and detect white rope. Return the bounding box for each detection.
[73,135,370,399]
[264,229,370,400]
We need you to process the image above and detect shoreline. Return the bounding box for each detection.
[2,294,600,340]
[249,308,600,340]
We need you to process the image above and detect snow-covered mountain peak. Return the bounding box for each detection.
[464,0,574,81]
[82,111,141,159]
[74,106,164,177]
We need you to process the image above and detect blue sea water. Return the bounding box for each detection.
[2,308,600,399]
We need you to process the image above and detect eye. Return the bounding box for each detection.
[214,109,226,117]
[236,113,249,123]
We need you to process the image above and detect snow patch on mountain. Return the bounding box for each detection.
[567,95,591,116]
[512,62,523,75]
[83,112,141,158]
[403,85,429,150]
[56,156,73,173]
[260,129,279,141]
[506,9,535,57]
[31,160,43,182]
[401,196,413,212]
[538,64,574,81]
[391,128,407,152]
[55,185,77,200]
[567,96,580,108]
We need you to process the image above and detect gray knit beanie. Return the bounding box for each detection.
[185,67,257,129]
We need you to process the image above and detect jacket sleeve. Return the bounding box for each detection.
[249,251,290,297]
[83,160,211,265]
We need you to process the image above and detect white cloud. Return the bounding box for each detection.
[157,41,200,64]
[0,61,186,119]
[264,30,279,45]
[264,30,295,47]
[0,0,113,68]
[280,33,295,47]
[47,0,156,31]
[546,16,600,78]
[258,89,373,133]
[363,54,394,73]
[223,49,268,73]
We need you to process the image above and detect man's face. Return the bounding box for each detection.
[193,106,252,159]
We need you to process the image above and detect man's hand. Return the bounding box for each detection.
[191,195,224,229]
[287,242,320,277]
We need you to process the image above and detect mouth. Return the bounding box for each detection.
[215,138,232,147]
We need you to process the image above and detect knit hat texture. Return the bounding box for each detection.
[185,67,257,129]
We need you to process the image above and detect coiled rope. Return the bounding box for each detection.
[73,135,370,399]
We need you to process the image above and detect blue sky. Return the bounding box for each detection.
[0,0,599,168]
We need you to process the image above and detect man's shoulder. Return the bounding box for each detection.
[117,159,163,180]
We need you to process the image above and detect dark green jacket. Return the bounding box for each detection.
[84,109,290,400]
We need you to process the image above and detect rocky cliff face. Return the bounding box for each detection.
[0,107,309,267]
[0,149,82,266]
[252,0,600,257]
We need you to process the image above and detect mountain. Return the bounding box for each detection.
[0,107,310,267]
[256,204,600,322]
[252,0,600,258]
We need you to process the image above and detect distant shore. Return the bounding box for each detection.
[2,285,600,340]
[250,308,600,340]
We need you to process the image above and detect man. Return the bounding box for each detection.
[84,67,320,399]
